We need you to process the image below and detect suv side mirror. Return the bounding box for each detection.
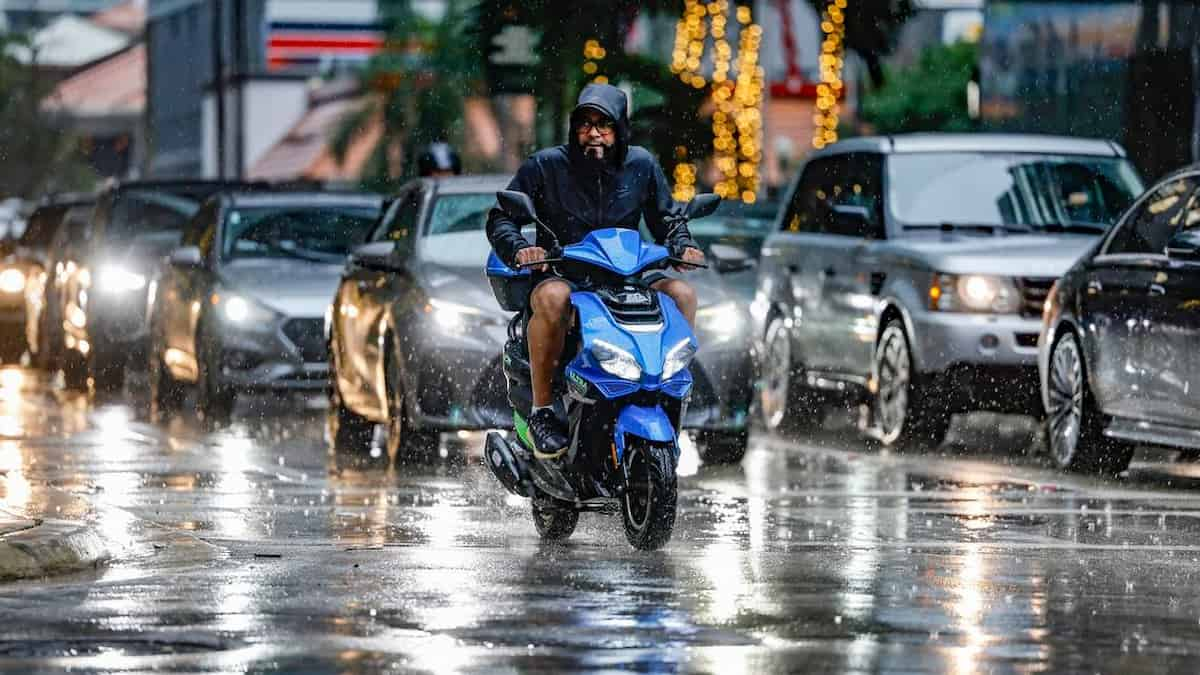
[496,190,537,225]
[685,193,721,220]
[169,246,203,269]
[708,243,755,274]
[351,241,403,273]
[829,204,872,238]
[1166,229,1200,261]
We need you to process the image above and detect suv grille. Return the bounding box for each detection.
[282,318,327,363]
[1017,277,1055,319]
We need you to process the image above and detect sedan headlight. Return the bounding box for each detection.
[424,298,499,335]
[0,268,24,294]
[96,264,146,293]
[929,274,1020,314]
[592,339,642,381]
[662,338,696,380]
[214,292,278,325]
[696,301,743,341]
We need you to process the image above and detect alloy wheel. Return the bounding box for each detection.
[875,325,911,443]
[1046,334,1084,467]
[760,319,790,430]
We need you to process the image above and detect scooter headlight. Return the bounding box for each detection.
[662,338,696,380]
[591,339,641,381]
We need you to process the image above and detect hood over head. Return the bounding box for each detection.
[568,83,630,166]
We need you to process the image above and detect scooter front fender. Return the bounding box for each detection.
[614,404,678,464]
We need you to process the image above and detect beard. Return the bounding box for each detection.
[584,143,607,160]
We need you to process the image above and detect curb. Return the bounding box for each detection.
[0,519,111,581]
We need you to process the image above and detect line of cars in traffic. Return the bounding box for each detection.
[752,132,1200,475]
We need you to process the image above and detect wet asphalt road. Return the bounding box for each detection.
[3,369,1200,672]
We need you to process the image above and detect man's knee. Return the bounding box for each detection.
[530,281,572,319]
[657,279,697,310]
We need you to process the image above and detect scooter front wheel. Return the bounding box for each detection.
[622,443,678,551]
[532,497,578,541]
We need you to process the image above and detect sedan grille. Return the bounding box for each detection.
[282,318,327,363]
[1017,277,1055,319]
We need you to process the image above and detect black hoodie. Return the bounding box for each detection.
[486,83,697,266]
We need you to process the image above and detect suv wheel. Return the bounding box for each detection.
[148,337,185,421]
[1045,331,1134,474]
[62,349,89,392]
[384,349,438,463]
[89,345,126,395]
[759,316,824,433]
[196,323,235,423]
[872,320,950,449]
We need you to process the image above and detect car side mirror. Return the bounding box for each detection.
[685,193,721,220]
[1166,230,1200,261]
[169,246,203,269]
[351,241,404,273]
[829,204,872,238]
[708,243,755,274]
[497,190,537,225]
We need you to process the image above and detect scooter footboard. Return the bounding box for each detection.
[613,404,678,464]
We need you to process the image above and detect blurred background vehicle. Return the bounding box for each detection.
[58,180,258,393]
[686,199,778,300]
[329,175,757,463]
[754,133,1144,449]
[1040,164,1200,475]
[19,194,95,370]
[148,189,381,421]
[0,198,32,363]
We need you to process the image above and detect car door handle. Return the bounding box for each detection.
[1149,283,1166,296]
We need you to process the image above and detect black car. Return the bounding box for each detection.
[18,195,96,369]
[58,180,263,392]
[1040,164,1200,473]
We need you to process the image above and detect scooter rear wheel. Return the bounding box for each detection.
[531,497,578,541]
[621,443,677,551]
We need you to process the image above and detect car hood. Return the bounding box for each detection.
[218,259,344,317]
[891,233,1099,277]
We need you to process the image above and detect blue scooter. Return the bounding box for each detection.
[483,190,720,550]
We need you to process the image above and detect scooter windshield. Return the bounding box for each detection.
[561,228,670,277]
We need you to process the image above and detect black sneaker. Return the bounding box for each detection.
[528,408,569,460]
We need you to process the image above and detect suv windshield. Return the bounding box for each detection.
[888,153,1143,232]
[222,204,380,263]
[419,193,493,266]
[107,189,201,240]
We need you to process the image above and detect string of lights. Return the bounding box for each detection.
[813,0,847,149]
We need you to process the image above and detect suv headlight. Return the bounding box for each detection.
[96,264,146,293]
[424,298,500,335]
[662,338,696,380]
[213,291,278,324]
[592,339,642,381]
[0,268,25,294]
[929,274,1021,314]
[696,301,742,342]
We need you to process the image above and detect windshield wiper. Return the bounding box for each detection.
[904,222,1036,234]
[256,241,343,264]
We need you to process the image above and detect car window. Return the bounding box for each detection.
[104,189,201,241]
[1105,175,1200,256]
[181,200,218,251]
[221,204,380,263]
[20,205,68,248]
[418,193,494,267]
[781,153,883,237]
[373,191,421,254]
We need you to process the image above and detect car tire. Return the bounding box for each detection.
[62,349,89,392]
[196,323,235,423]
[148,338,185,421]
[698,429,749,465]
[0,326,24,365]
[89,345,126,396]
[758,315,824,434]
[384,348,439,464]
[871,320,951,450]
[1044,331,1134,475]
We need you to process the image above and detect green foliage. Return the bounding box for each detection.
[859,41,979,134]
[0,34,95,198]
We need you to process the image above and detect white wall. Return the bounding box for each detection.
[203,77,308,178]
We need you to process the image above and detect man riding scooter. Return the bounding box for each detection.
[486,83,707,460]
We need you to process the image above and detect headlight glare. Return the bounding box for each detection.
[426,298,493,335]
[97,265,146,293]
[591,338,642,381]
[930,274,1020,314]
[0,268,24,294]
[662,338,696,380]
[216,292,276,324]
[696,301,742,340]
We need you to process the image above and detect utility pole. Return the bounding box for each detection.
[233,0,246,179]
[213,0,227,179]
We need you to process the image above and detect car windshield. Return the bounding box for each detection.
[888,153,1143,232]
[419,193,494,266]
[222,204,380,263]
[108,190,201,240]
[688,201,777,256]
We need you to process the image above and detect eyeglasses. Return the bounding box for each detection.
[577,119,615,134]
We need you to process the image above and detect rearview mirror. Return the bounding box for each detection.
[829,204,872,238]
[496,190,537,225]
[685,193,721,220]
[169,246,202,269]
[708,243,755,274]
[351,241,404,273]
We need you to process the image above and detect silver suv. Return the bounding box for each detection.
[752,133,1143,448]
